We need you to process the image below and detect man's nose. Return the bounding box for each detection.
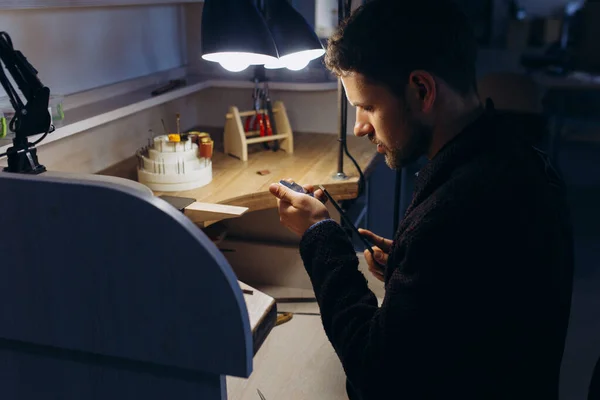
[354,108,373,137]
[354,121,373,137]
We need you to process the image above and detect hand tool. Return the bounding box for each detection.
[318,185,376,258]
[276,312,293,326]
[279,179,314,197]
[257,389,267,400]
[244,83,269,149]
[263,81,279,151]
[176,113,188,141]
[259,87,273,149]
[151,79,186,96]
[257,88,269,150]
[275,297,317,303]
[277,311,320,316]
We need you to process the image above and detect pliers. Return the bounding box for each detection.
[244,82,273,149]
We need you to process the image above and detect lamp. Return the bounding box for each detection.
[201,0,279,72]
[200,0,324,72]
[263,0,326,71]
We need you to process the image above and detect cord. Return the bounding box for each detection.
[0,124,53,159]
[32,124,53,146]
[336,0,367,196]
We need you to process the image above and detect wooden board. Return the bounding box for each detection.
[240,281,276,333]
[239,281,277,355]
[100,132,379,219]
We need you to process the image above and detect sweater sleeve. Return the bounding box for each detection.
[299,217,458,399]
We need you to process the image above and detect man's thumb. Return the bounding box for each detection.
[269,183,295,203]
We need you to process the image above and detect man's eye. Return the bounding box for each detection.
[362,106,374,112]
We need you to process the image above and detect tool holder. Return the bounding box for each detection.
[224,100,294,162]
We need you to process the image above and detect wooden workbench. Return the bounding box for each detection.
[239,281,277,355]
[99,131,379,223]
[98,131,382,397]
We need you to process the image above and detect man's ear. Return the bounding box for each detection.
[408,71,436,113]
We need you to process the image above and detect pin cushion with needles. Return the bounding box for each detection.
[136,113,214,192]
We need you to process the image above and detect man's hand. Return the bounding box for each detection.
[359,229,393,282]
[269,179,331,236]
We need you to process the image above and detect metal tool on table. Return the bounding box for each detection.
[166,114,180,142]
[243,80,273,150]
[276,312,293,326]
[244,82,267,149]
[275,297,317,303]
[168,113,188,142]
[151,78,186,96]
[176,113,189,141]
[319,185,377,259]
[262,81,279,151]
[259,88,273,149]
[257,388,267,400]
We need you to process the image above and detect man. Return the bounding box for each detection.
[268,0,574,399]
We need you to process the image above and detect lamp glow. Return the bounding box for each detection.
[219,61,250,72]
[202,52,278,72]
[264,49,326,71]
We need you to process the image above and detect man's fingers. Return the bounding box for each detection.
[364,246,388,268]
[373,247,388,266]
[369,267,385,282]
[302,184,315,193]
[313,189,327,204]
[358,228,393,252]
[364,249,385,282]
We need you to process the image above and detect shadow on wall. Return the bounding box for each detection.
[0,6,185,97]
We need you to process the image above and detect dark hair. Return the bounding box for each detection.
[325,0,478,96]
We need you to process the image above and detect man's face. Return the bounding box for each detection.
[341,73,432,169]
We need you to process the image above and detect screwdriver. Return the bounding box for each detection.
[318,185,375,258]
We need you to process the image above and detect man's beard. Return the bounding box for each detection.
[384,104,432,170]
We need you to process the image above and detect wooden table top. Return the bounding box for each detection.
[100,131,380,215]
[157,132,378,210]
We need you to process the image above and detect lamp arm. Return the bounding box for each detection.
[335,0,354,180]
[0,32,51,174]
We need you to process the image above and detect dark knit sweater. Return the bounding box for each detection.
[299,109,574,400]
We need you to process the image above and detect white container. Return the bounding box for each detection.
[136,135,213,192]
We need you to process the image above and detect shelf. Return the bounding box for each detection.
[0,0,203,9]
[245,133,289,144]
[0,75,337,158]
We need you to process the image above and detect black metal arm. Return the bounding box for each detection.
[0,31,52,174]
